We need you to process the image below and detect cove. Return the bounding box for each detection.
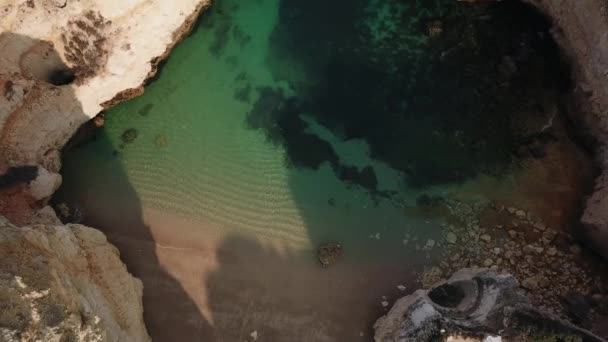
[54,0,594,340]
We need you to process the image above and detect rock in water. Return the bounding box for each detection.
[121,128,139,144]
[154,134,168,148]
[317,242,342,268]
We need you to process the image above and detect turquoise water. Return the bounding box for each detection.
[54,0,576,340]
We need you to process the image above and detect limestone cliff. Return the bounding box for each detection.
[0,216,149,341]
[525,0,608,259]
[0,0,209,209]
[0,0,209,340]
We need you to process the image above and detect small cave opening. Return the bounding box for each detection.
[19,40,77,86]
[428,283,466,309]
[0,166,38,190]
[47,68,76,86]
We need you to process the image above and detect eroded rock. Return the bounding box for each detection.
[0,216,149,341]
[317,242,342,268]
[0,0,210,223]
[374,268,605,342]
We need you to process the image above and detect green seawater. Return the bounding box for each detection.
[60,0,457,255]
[54,0,575,340]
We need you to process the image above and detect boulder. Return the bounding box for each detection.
[374,268,605,342]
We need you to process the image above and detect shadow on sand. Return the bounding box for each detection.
[55,127,216,341]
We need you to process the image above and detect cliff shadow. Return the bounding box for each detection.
[39,57,215,342]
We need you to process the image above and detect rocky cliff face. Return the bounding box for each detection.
[525,0,608,259]
[0,216,149,342]
[0,0,209,340]
[0,0,209,221]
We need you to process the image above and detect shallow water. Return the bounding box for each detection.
[55,0,593,340]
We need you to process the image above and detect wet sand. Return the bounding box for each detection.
[94,208,428,342]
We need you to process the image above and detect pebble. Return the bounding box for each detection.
[515,209,526,218]
[250,331,258,341]
[425,239,436,249]
[523,245,543,254]
[381,301,389,307]
[492,247,502,255]
[522,276,539,290]
[480,234,491,243]
[446,232,457,244]
[397,285,406,291]
[569,244,582,255]
[546,247,557,256]
[483,258,494,267]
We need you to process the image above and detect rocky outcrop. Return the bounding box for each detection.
[374,268,605,342]
[0,0,209,206]
[524,0,608,259]
[0,0,210,340]
[0,216,149,341]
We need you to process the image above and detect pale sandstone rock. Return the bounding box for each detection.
[0,0,210,174]
[0,1,210,340]
[29,166,61,201]
[28,205,63,225]
[0,216,150,341]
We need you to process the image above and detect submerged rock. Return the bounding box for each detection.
[426,19,443,38]
[121,128,139,144]
[317,242,342,268]
[154,134,168,148]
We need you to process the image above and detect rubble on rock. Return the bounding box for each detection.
[375,268,605,342]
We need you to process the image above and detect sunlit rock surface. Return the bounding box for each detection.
[0,0,209,185]
[0,216,150,341]
[526,0,608,260]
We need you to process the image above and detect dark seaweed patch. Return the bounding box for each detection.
[233,83,252,102]
[247,87,382,192]
[138,103,154,116]
[232,25,252,47]
[264,0,570,188]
